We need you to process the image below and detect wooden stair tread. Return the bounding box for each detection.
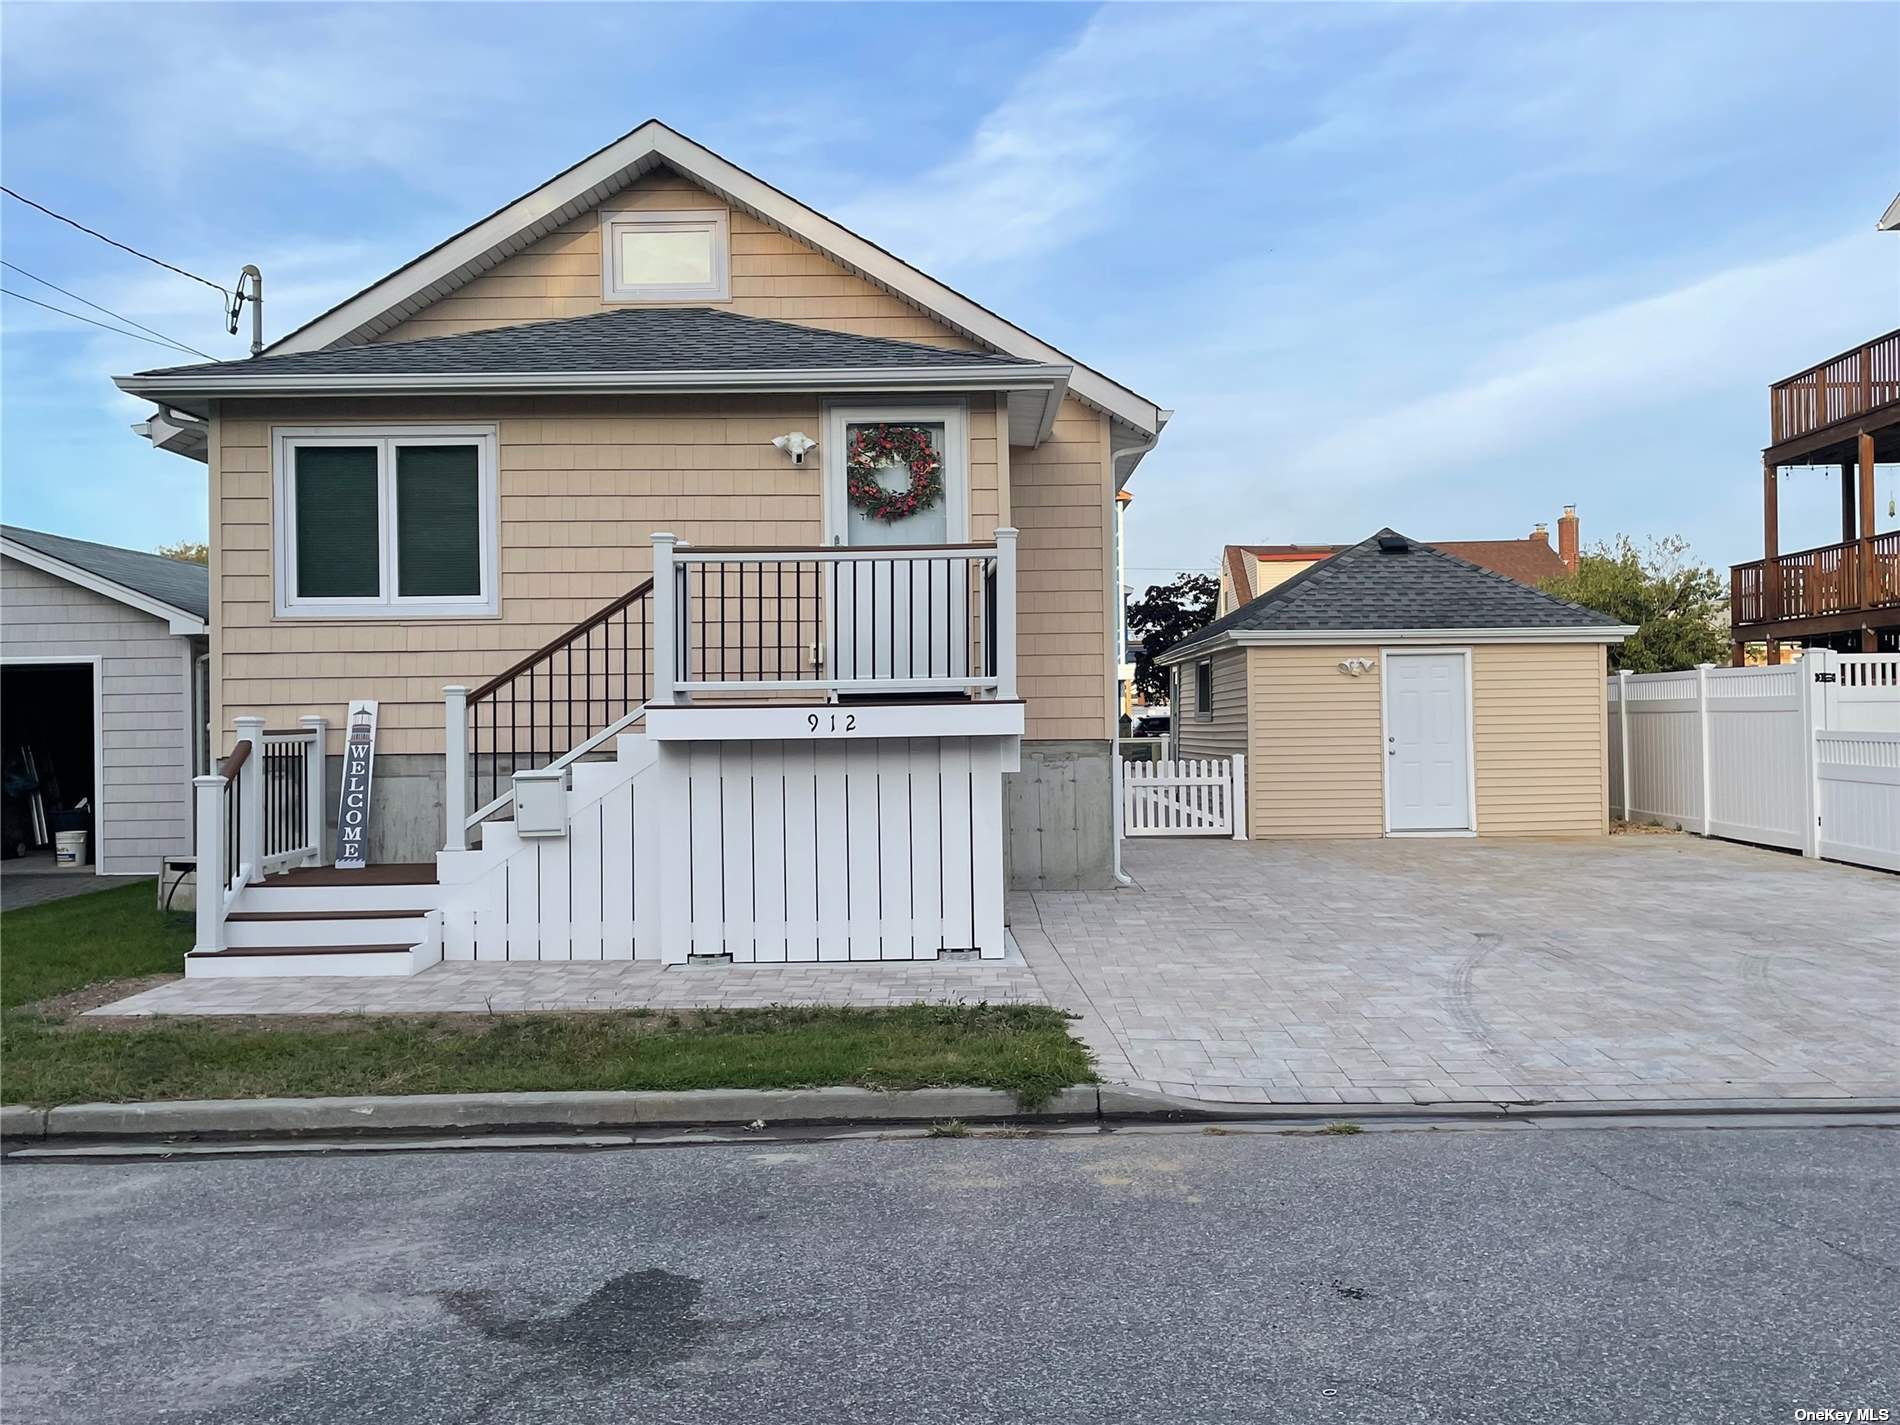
[188,943,423,958]
[227,909,427,922]
[257,864,438,887]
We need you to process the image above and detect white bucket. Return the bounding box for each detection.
[54,830,87,868]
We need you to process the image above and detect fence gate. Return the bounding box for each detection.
[1121,756,1246,838]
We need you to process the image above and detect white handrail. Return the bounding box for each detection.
[461,705,648,831]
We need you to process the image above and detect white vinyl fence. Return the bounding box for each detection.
[1120,756,1247,838]
[1609,650,1899,872]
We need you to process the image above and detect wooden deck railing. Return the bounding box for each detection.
[1770,330,1900,446]
[1732,531,1900,627]
[448,579,655,843]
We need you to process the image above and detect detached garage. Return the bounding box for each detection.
[1164,530,1633,839]
[1,526,209,874]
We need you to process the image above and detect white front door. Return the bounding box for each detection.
[1383,652,1472,832]
[824,406,969,685]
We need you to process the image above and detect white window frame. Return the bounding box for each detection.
[1195,659,1214,721]
[821,401,970,546]
[600,208,731,303]
[272,425,499,620]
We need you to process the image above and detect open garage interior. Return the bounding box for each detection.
[2,662,98,869]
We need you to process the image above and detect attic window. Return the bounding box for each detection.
[602,209,730,302]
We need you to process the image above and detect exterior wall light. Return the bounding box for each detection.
[773,432,818,465]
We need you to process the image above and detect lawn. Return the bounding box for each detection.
[0,881,1093,1109]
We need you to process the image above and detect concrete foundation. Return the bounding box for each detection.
[1005,739,1116,891]
[324,753,445,866]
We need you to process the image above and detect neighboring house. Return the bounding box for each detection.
[1729,326,1897,660]
[1164,530,1632,841]
[113,120,1168,975]
[0,527,209,874]
[1214,508,1580,615]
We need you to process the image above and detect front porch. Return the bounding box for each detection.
[186,533,1024,977]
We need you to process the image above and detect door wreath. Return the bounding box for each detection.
[845,424,942,523]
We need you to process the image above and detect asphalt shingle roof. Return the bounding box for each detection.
[1174,529,1620,654]
[134,307,1039,380]
[2,525,209,622]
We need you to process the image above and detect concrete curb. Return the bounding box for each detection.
[4,1086,1896,1145]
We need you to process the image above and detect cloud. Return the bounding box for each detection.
[1281,232,1896,489]
[834,5,1325,272]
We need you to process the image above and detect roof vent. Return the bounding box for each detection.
[1376,534,1412,554]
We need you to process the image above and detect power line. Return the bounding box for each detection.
[1,186,229,301]
[0,287,206,358]
[0,260,214,360]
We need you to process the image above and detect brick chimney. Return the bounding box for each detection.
[1531,521,1550,545]
[1558,505,1579,572]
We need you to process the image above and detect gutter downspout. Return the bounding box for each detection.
[1107,429,1162,887]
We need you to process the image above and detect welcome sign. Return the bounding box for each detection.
[335,699,379,870]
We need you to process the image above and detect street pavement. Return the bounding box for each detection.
[3,1126,1895,1424]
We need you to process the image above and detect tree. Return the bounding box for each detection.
[1540,534,1728,673]
[156,540,208,565]
[1126,571,1217,702]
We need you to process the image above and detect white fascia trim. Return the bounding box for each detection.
[255,121,1164,436]
[0,539,207,635]
[1157,625,1637,664]
[114,363,1070,408]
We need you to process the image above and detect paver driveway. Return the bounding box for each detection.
[1012,834,1899,1106]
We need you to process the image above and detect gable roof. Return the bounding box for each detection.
[117,307,1072,444]
[1,525,208,629]
[1431,537,1567,585]
[252,120,1167,439]
[133,307,1044,381]
[1168,530,1624,658]
[1217,534,1567,601]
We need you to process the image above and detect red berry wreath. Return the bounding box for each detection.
[845,424,943,523]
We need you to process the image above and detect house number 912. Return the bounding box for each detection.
[808,712,857,733]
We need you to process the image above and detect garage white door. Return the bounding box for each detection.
[1384,652,1472,832]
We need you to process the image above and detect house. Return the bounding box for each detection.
[0,527,209,874]
[1163,530,1632,840]
[1214,508,1580,616]
[112,120,1168,975]
[1729,328,1898,661]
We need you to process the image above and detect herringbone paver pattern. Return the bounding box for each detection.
[1014,835,1900,1105]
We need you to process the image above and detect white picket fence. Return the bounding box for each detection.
[1608,650,1899,872]
[1120,756,1247,838]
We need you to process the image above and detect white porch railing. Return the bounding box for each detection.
[191,714,327,952]
[652,530,1017,703]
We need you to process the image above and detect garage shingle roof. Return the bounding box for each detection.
[133,307,1040,380]
[1172,529,1620,653]
[2,525,208,622]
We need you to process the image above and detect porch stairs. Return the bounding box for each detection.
[184,866,444,978]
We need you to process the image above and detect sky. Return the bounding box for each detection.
[2,1,1896,593]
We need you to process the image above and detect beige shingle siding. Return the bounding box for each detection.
[1175,647,1248,759]
[378,168,982,350]
[211,393,1020,755]
[1009,397,1111,741]
[1246,645,1385,839]
[211,167,1118,752]
[1472,643,1608,837]
[1,556,196,871]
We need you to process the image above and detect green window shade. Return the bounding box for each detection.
[395,445,482,598]
[294,447,380,598]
